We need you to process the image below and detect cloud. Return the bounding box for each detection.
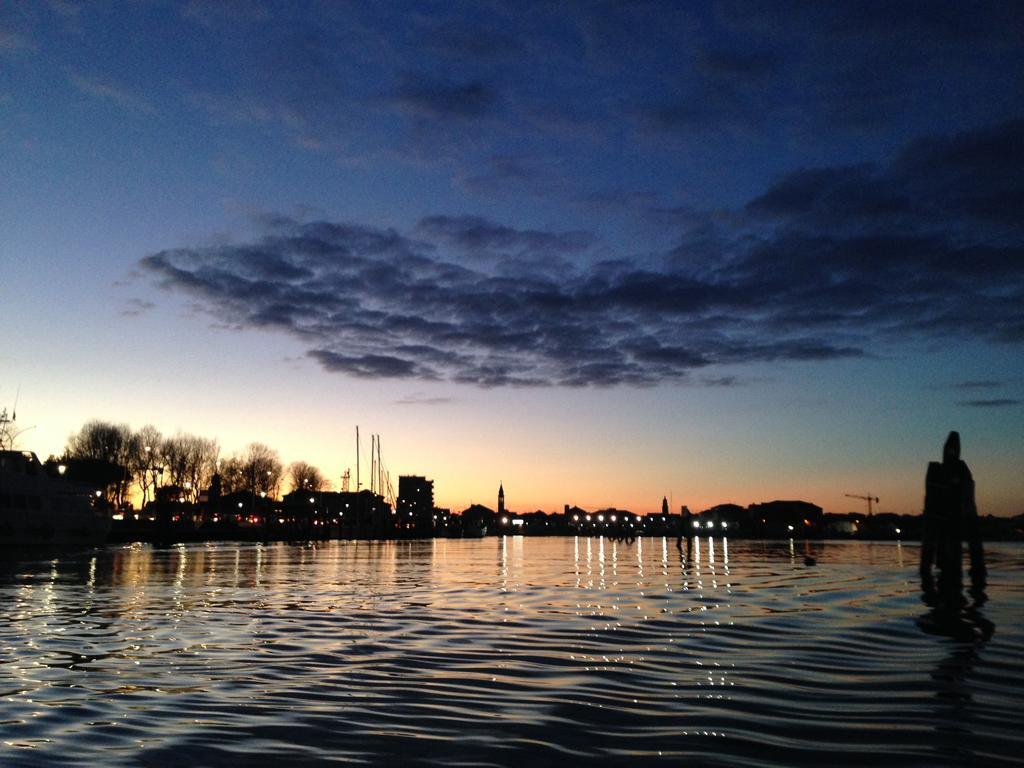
[819,1,1023,45]
[633,2,1024,138]
[953,380,1005,390]
[696,48,781,80]
[729,117,1024,344]
[120,298,155,317]
[56,0,1013,194]
[309,349,425,379]
[46,1,82,21]
[421,24,522,61]
[700,376,742,387]
[575,189,661,214]
[180,0,269,28]
[394,393,457,406]
[893,118,1024,226]
[140,118,1024,387]
[416,215,593,257]
[0,27,34,53]
[747,118,1024,230]
[453,155,576,200]
[141,215,863,387]
[182,19,381,158]
[392,76,496,119]
[957,399,1021,408]
[637,89,755,134]
[67,72,156,115]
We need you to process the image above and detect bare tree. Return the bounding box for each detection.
[65,420,135,507]
[185,435,219,503]
[288,461,327,494]
[160,433,219,502]
[67,420,130,464]
[161,433,191,490]
[218,454,245,495]
[222,443,284,498]
[132,425,163,508]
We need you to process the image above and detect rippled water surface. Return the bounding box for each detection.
[1,537,1022,766]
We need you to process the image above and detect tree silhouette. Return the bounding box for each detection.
[288,461,327,494]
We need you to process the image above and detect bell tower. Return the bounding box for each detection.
[498,483,505,515]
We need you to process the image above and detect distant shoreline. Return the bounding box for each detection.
[103,516,1023,546]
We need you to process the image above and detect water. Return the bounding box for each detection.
[1,537,1021,767]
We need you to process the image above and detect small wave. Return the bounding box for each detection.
[0,538,1020,766]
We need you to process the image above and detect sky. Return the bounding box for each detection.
[2,1,1022,516]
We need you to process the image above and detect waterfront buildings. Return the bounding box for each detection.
[397,475,435,531]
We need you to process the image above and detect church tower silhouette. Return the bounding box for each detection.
[498,483,505,516]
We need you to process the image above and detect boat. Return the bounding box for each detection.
[0,450,111,546]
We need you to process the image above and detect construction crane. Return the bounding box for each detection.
[845,493,879,516]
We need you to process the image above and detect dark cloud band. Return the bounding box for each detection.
[142,119,1024,387]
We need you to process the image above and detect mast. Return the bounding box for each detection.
[356,426,360,491]
[0,404,30,452]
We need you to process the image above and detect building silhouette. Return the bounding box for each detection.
[280,489,390,537]
[460,502,495,533]
[747,500,823,534]
[397,474,435,533]
[398,475,434,517]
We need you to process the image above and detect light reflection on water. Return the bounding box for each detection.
[1,538,1022,766]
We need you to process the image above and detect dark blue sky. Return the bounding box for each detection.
[3,1,1022,513]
